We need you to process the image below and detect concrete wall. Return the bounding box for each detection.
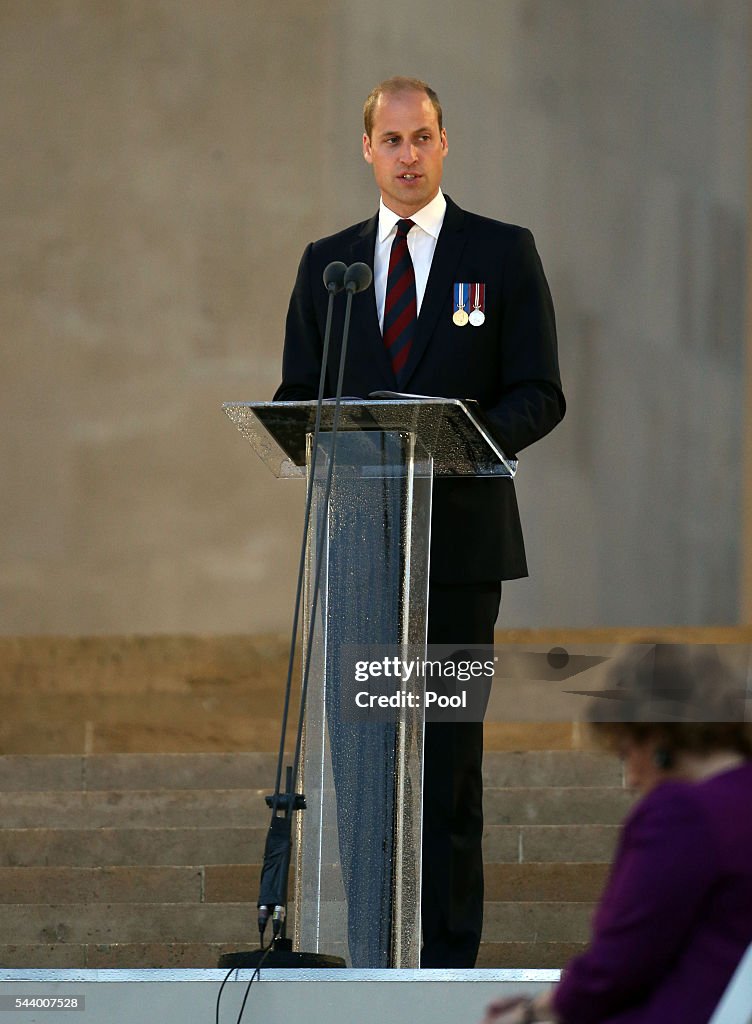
[0,0,749,634]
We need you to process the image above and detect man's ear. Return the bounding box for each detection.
[441,128,448,155]
[363,132,373,164]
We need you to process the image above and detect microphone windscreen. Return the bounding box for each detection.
[344,262,373,294]
[323,261,347,293]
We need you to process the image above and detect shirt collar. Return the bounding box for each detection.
[378,189,447,242]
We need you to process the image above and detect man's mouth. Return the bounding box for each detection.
[399,173,420,181]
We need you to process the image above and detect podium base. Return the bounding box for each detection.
[218,949,346,969]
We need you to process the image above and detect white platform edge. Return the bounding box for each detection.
[0,968,561,984]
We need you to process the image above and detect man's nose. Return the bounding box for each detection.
[399,144,418,164]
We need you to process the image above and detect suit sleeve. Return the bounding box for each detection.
[273,243,326,401]
[483,227,565,457]
[552,785,717,1024]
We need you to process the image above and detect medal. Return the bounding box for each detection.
[469,283,486,326]
[453,282,469,326]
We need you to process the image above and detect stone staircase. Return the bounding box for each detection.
[0,748,630,969]
[0,753,270,968]
[13,631,730,970]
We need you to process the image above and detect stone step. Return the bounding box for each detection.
[0,790,265,829]
[481,824,620,864]
[0,904,256,945]
[0,751,623,791]
[4,630,742,698]
[5,630,746,756]
[0,786,631,829]
[0,862,609,907]
[0,943,242,969]
[0,901,593,946]
[0,939,589,970]
[0,707,284,756]
[189,863,610,905]
[491,864,606,902]
[0,715,594,756]
[486,752,621,788]
[484,902,593,943]
[477,942,587,969]
[0,827,267,867]
[0,635,291,696]
[0,823,620,868]
[485,787,632,825]
[0,867,206,904]
[0,754,285,792]
[0,635,604,756]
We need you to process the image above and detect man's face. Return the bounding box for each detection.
[363,90,448,217]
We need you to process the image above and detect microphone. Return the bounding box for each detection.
[288,259,370,732]
[323,261,347,294]
[251,260,350,959]
[249,257,371,966]
[344,262,373,294]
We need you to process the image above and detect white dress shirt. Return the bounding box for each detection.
[374,189,447,332]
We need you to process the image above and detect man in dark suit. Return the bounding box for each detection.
[275,76,565,968]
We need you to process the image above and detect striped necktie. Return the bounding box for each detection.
[383,218,417,380]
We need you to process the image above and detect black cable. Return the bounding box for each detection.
[215,965,237,1024]
[214,939,274,1024]
[233,944,274,1024]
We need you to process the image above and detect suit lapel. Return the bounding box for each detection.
[399,196,468,388]
[349,214,397,387]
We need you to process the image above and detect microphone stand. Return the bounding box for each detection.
[219,262,372,970]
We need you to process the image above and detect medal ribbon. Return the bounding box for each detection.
[472,283,485,313]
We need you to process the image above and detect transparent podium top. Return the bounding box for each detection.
[223,398,518,479]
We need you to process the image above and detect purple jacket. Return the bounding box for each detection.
[553,761,752,1024]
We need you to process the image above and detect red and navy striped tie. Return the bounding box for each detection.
[383,218,417,380]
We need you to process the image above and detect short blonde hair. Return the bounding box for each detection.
[363,76,443,139]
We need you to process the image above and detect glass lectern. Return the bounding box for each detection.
[224,398,516,968]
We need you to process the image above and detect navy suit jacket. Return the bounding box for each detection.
[274,195,565,583]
